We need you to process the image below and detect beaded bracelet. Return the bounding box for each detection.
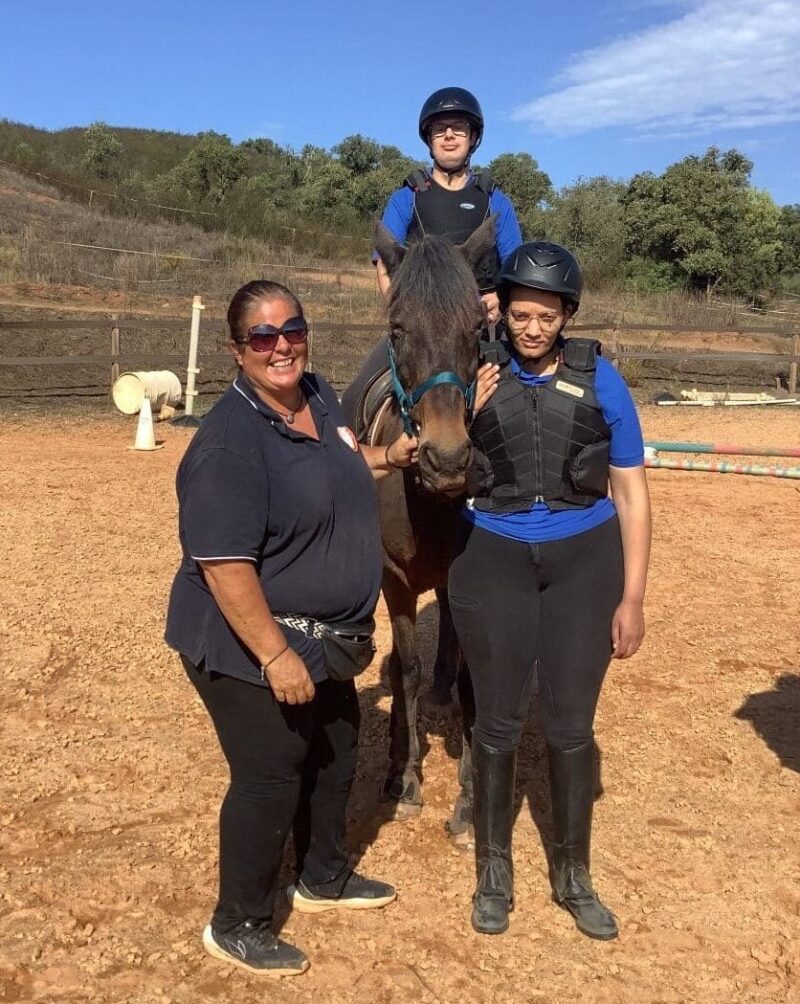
[260,643,289,680]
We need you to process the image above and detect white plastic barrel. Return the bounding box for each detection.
[112,371,182,415]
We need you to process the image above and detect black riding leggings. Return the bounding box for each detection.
[448,516,624,753]
[183,658,359,933]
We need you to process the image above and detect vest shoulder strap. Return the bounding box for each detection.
[473,172,497,195]
[480,338,511,366]
[562,338,601,374]
[404,170,431,193]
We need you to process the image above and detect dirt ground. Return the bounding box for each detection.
[1,402,799,1004]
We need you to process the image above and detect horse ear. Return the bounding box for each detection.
[459,213,497,273]
[373,219,406,277]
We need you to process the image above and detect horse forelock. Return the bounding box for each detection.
[388,236,482,383]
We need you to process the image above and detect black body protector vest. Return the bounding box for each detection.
[405,170,499,292]
[470,337,611,512]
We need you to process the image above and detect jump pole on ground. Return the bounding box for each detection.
[645,441,800,459]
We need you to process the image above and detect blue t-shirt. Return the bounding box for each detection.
[463,355,644,543]
[375,176,522,264]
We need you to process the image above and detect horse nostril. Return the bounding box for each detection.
[453,440,471,471]
[419,442,441,473]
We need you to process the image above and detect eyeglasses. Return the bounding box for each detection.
[507,310,563,334]
[429,119,471,139]
[240,317,308,353]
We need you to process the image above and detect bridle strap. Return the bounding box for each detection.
[387,338,475,437]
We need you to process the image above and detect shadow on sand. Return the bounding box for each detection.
[735,672,800,773]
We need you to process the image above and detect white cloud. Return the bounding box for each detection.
[513,0,800,136]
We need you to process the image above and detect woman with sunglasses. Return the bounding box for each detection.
[166,279,417,978]
[449,243,651,940]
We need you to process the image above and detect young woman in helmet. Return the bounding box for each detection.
[341,87,522,434]
[451,242,652,940]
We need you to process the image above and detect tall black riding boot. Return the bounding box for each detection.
[471,741,516,935]
[547,741,618,941]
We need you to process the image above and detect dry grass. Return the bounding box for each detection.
[0,165,382,323]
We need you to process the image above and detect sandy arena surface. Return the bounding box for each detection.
[1,402,799,1003]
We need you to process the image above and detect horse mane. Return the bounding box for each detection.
[388,235,480,336]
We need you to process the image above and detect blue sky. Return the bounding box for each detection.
[2,0,799,204]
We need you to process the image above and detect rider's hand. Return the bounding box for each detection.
[387,433,419,469]
[480,291,501,324]
[264,647,316,704]
[473,362,500,416]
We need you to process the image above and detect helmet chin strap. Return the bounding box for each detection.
[431,152,470,179]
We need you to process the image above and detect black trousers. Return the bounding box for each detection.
[448,517,624,753]
[183,658,360,933]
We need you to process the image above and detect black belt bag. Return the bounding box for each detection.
[274,614,376,682]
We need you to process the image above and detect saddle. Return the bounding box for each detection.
[354,367,394,443]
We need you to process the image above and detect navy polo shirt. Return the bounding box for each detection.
[165,371,383,686]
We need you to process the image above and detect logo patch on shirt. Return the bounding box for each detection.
[459,202,476,210]
[554,380,585,399]
[337,426,360,452]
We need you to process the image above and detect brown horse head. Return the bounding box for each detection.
[374,216,496,493]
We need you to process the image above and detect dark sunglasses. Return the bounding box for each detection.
[241,317,308,353]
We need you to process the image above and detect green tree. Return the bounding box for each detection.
[83,121,123,179]
[334,135,381,176]
[487,152,552,237]
[162,131,247,205]
[13,141,36,170]
[299,160,358,226]
[621,147,779,297]
[778,205,800,279]
[548,177,626,285]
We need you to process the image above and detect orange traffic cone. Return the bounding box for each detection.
[128,398,164,451]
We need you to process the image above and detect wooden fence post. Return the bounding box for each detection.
[184,295,204,418]
[610,324,620,370]
[789,333,799,397]
[110,314,120,390]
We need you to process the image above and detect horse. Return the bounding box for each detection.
[357,217,496,830]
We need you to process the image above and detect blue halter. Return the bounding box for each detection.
[387,337,476,438]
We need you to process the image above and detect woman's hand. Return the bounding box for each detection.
[473,362,500,416]
[264,647,316,704]
[386,433,418,469]
[611,598,645,659]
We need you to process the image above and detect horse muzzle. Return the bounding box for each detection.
[417,439,471,495]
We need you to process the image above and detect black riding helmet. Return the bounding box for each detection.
[497,242,583,313]
[419,87,484,153]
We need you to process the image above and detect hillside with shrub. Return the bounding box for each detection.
[1,118,799,300]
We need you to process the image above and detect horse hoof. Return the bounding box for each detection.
[420,686,456,721]
[389,801,423,822]
[445,794,474,851]
[446,821,475,851]
[380,773,422,821]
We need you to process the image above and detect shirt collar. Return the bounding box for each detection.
[233,371,327,432]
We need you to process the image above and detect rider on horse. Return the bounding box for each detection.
[341,87,522,437]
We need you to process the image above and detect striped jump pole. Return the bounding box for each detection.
[645,440,800,459]
[645,457,800,479]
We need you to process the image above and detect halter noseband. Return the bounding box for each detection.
[387,337,476,437]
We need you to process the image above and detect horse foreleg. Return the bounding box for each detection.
[421,586,459,719]
[446,658,476,849]
[381,571,423,819]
